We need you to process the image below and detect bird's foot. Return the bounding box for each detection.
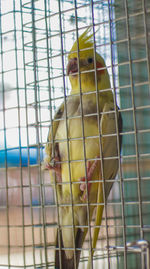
[80,158,99,201]
[45,157,62,182]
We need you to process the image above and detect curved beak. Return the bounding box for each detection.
[67,58,78,76]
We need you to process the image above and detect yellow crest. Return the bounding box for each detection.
[69,28,94,56]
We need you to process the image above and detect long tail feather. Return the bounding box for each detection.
[87,182,104,269]
[55,228,85,269]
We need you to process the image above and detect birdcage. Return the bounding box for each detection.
[0,0,150,268]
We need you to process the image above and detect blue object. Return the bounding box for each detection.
[0,147,45,168]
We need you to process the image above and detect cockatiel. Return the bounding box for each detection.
[44,28,122,269]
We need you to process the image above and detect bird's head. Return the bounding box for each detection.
[67,28,111,94]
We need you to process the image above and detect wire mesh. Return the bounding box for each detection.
[0,0,150,268]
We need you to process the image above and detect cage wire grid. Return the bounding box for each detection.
[0,0,150,268]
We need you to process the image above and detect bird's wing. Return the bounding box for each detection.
[87,102,122,268]
[45,95,81,164]
[45,102,64,164]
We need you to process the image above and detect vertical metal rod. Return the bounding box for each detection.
[108,1,127,269]
[13,1,26,266]
[58,0,77,267]
[20,1,37,267]
[74,1,93,268]
[124,0,144,268]
[90,1,111,268]
[34,0,47,264]
[44,0,63,268]
[31,1,48,267]
[48,1,64,267]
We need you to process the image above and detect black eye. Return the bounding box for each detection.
[87,58,93,64]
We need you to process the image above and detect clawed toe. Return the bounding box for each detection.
[45,157,62,183]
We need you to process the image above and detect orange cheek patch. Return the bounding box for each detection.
[96,62,105,74]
